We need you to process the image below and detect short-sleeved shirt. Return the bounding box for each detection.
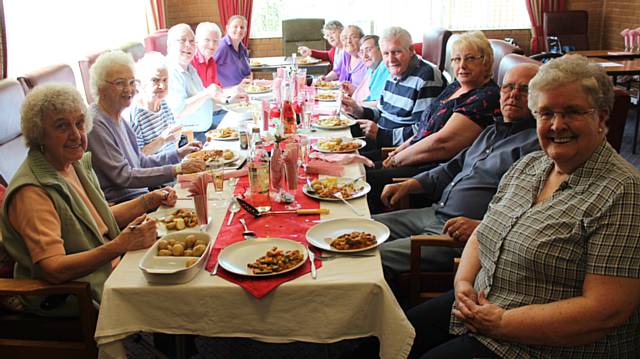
[129,100,178,154]
[333,50,367,87]
[166,61,215,132]
[450,141,640,358]
[411,80,500,144]
[214,35,251,87]
[192,47,222,88]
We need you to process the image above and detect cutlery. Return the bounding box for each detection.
[307,248,317,279]
[333,192,364,216]
[235,197,329,218]
[239,218,256,239]
[316,253,375,261]
[210,261,220,276]
[227,197,241,226]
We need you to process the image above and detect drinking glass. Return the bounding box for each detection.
[297,136,310,179]
[283,148,301,210]
[208,157,225,203]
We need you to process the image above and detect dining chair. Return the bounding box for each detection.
[78,50,106,104]
[17,63,77,94]
[120,41,146,62]
[488,39,524,83]
[543,10,589,52]
[281,18,325,57]
[0,79,27,187]
[144,29,168,55]
[422,27,452,72]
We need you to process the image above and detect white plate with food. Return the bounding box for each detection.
[298,56,322,65]
[224,102,253,114]
[315,92,339,102]
[139,230,212,284]
[302,176,370,201]
[217,237,308,277]
[312,116,355,130]
[306,218,389,253]
[313,137,366,153]
[206,128,239,141]
[242,83,271,94]
[186,149,238,164]
[150,207,201,236]
[314,80,340,90]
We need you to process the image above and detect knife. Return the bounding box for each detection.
[307,248,317,280]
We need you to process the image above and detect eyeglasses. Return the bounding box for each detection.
[150,77,168,86]
[451,55,484,64]
[533,108,597,122]
[105,79,140,90]
[500,83,529,94]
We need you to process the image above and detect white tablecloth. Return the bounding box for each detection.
[96,113,414,359]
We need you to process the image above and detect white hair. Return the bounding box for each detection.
[89,50,135,101]
[195,22,221,39]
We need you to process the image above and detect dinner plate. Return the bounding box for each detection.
[206,130,240,141]
[298,56,322,65]
[312,117,356,130]
[217,237,308,277]
[149,207,201,237]
[302,178,371,201]
[243,86,272,95]
[306,218,390,253]
[224,102,253,113]
[313,138,366,153]
[314,81,340,90]
[315,93,339,102]
[186,149,238,164]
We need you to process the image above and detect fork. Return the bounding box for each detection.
[317,253,375,261]
[333,192,364,216]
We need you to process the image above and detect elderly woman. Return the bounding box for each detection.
[129,51,183,155]
[0,84,173,316]
[407,55,640,358]
[298,20,344,71]
[214,15,251,87]
[367,31,500,213]
[320,25,367,87]
[87,50,205,203]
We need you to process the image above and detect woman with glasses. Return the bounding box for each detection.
[320,25,367,87]
[87,50,205,204]
[367,31,500,213]
[407,54,640,359]
[298,20,344,72]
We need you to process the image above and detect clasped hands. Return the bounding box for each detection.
[452,282,506,338]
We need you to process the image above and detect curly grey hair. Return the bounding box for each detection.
[323,20,343,34]
[21,83,90,149]
[135,51,167,82]
[528,54,614,113]
[89,50,135,102]
[381,27,413,51]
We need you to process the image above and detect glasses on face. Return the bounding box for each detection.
[451,55,484,64]
[150,77,168,86]
[105,78,140,90]
[533,108,597,122]
[500,83,529,94]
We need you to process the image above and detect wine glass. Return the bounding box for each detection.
[297,136,310,179]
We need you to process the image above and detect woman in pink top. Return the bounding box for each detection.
[298,20,344,71]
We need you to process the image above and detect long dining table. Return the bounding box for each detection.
[95,105,415,358]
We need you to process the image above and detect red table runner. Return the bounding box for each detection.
[205,175,323,298]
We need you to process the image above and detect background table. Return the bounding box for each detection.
[250,56,330,75]
[570,50,640,60]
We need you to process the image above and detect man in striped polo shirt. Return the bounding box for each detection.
[343,26,446,155]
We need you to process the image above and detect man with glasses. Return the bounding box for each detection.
[165,23,247,143]
[372,63,541,306]
[341,34,390,105]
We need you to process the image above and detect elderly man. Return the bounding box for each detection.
[192,22,223,88]
[342,27,446,151]
[373,63,541,305]
[342,34,390,104]
[165,23,246,143]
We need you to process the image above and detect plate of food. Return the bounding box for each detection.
[138,231,212,284]
[313,137,366,153]
[249,59,263,67]
[312,116,355,130]
[242,83,271,94]
[303,176,370,201]
[314,80,340,90]
[224,102,253,113]
[205,128,239,141]
[217,237,308,276]
[306,218,389,253]
[315,92,338,102]
[298,56,322,65]
[186,149,238,164]
[150,207,200,236]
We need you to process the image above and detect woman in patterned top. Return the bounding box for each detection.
[407,55,640,358]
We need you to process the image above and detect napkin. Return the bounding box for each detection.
[283,143,299,189]
[177,173,208,225]
[312,152,375,167]
[270,144,285,193]
[306,159,344,176]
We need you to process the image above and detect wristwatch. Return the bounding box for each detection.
[174,163,183,175]
[224,96,232,104]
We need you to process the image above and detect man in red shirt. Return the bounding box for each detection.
[192,22,222,88]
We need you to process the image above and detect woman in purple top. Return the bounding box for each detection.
[214,15,251,87]
[320,25,367,87]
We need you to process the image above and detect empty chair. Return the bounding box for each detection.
[543,10,589,51]
[607,89,631,153]
[78,50,105,104]
[17,63,76,94]
[120,41,145,62]
[281,18,325,56]
[497,53,540,86]
[0,79,27,186]
[489,39,524,83]
[144,29,168,55]
[422,27,452,72]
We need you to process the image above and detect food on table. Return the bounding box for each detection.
[309,177,360,199]
[317,138,362,152]
[316,117,351,127]
[297,56,317,64]
[187,149,235,162]
[329,231,377,250]
[247,246,304,274]
[206,128,238,139]
[242,83,271,93]
[185,258,198,268]
[159,208,198,230]
[156,234,207,259]
[315,92,337,101]
[249,59,262,66]
[314,80,340,90]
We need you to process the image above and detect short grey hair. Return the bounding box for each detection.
[360,35,380,48]
[227,15,247,28]
[528,54,614,112]
[195,22,221,39]
[21,83,90,149]
[90,50,135,101]
[323,20,343,34]
[135,51,167,82]
[346,25,364,39]
[381,27,413,50]
[452,31,494,79]
[167,23,193,48]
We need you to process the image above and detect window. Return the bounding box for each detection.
[4,0,148,78]
[250,0,530,40]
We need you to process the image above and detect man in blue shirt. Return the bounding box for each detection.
[373,63,540,304]
[341,35,390,104]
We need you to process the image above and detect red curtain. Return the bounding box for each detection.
[217,0,253,47]
[525,0,565,54]
[146,0,167,33]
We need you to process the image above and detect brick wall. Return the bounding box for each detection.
[166,0,220,28]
